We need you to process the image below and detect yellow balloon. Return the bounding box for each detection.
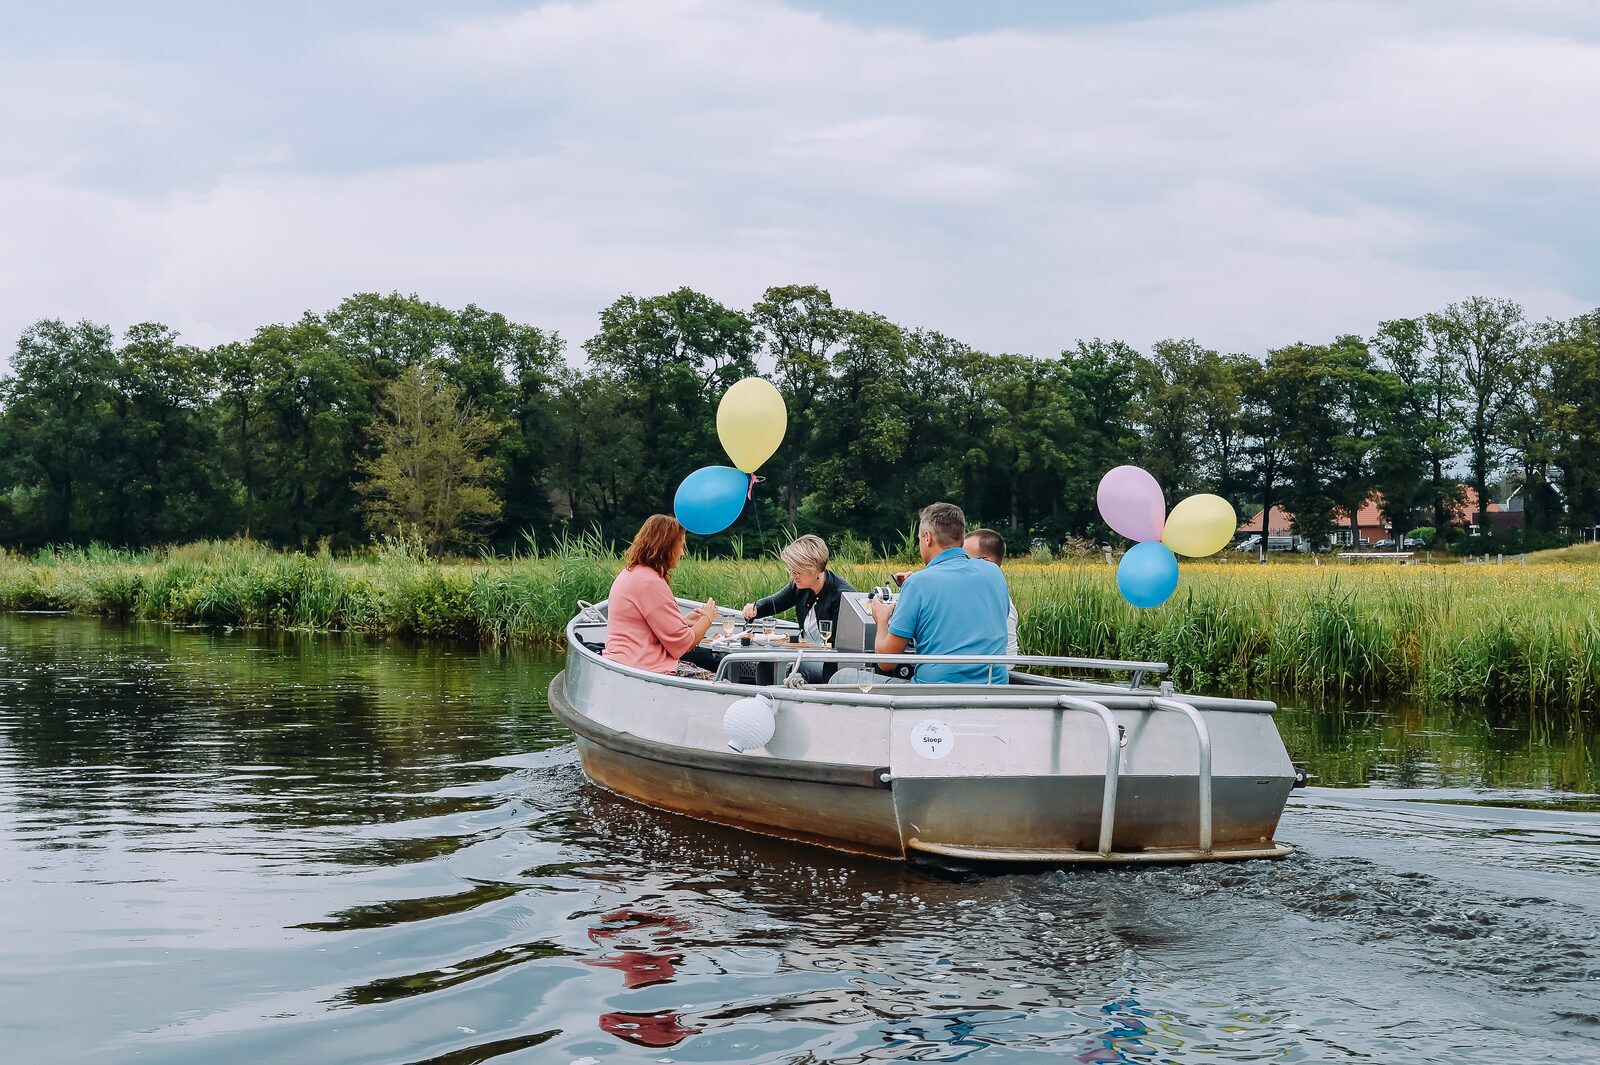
[1162,493,1237,557]
[717,377,787,473]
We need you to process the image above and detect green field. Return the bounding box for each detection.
[1526,542,1600,564]
[1,540,1596,713]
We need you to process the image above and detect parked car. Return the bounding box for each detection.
[1235,533,1309,552]
[1403,537,1427,549]
[1374,538,1396,549]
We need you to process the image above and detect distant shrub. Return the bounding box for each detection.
[1058,536,1107,561]
[834,531,877,565]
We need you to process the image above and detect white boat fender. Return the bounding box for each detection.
[724,695,777,753]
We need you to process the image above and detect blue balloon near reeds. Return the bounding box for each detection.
[1117,541,1180,608]
[674,465,748,535]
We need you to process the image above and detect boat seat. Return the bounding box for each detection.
[720,658,767,686]
[573,623,608,656]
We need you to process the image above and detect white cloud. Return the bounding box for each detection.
[1,0,1596,360]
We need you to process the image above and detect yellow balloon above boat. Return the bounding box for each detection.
[717,377,787,473]
[1162,493,1237,557]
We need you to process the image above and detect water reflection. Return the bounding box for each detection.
[1,614,1597,1064]
[1275,693,1596,792]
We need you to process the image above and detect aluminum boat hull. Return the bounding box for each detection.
[551,612,1294,863]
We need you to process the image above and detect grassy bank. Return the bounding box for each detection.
[1526,542,1600,564]
[2,541,1596,713]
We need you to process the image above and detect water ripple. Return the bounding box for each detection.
[1,615,1596,1064]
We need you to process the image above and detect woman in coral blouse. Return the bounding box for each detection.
[603,515,719,676]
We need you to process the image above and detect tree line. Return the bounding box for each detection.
[2,287,1596,556]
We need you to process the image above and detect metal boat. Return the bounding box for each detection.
[550,598,1297,863]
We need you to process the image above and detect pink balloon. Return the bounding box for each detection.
[1097,465,1166,542]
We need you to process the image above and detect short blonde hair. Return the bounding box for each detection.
[779,534,830,575]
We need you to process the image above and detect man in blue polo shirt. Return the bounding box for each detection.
[867,501,1011,684]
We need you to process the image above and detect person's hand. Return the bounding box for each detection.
[892,571,912,587]
[868,596,893,627]
[701,597,717,617]
[742,603,757,620]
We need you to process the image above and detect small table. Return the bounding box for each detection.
[693,632,810,684]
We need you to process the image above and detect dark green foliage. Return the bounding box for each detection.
[1,320,121,544]
[1,289,1598,554]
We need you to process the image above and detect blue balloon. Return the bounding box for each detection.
[674,466,748,535]
[1117,541,1180,608]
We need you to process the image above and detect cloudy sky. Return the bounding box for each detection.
[2,0,1597,360]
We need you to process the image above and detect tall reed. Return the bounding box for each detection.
[0,543,1595,712]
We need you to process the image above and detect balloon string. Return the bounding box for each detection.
[749,473,764,545]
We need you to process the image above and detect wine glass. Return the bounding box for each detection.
[720,616,737,640]
[818,620,833,648]
[855,674,873,695]
[761,618,776,640]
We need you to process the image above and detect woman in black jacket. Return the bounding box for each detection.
[742,534,855,647]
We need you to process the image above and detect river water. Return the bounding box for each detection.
[1,614,1596,1064]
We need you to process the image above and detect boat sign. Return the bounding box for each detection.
[910,719,955,760]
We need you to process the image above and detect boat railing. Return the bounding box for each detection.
[1153,697,1213,853]
[711,650,1168,688]
[753,687,1276,714]
[1056,696,1121,856]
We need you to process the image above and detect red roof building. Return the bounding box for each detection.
[1236,506,1295,536]
[1236,488,1506,544]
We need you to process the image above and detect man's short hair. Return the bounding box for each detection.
[918,502,967,548]
[966,527,1006,565]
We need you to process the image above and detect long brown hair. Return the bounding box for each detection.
[624,514,686,579]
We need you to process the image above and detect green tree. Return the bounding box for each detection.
[1534,310,1600,532]
[752,285,845,523]
[1242,357,1289,547]
[212,339,279,538]
[549,368,642,534]
[0,320,119,542]
[360,365,503,555]
[1248,343,1345,546]
[1137,339,1209,496]
[442,304,565,542]
[1322,334,1394,547]
[940,347,998,512]
[250,317,370,547]
[1060,339,1147,536]
[806,312,909,539]
[1426,297,1528,526]
[586,288,758,524]
[324,291,454,382]
[898,329,978,518]
[1370,316,1464,533]
[986,354,1079,533]
[1501,357,1561,531]
[109,323,227,544]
